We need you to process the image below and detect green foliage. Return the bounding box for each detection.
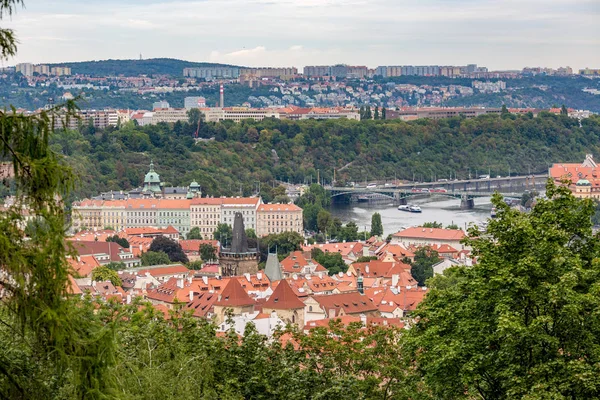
[370,212,383,237]
[338,221,359,242]
[245,228,257,239]
[187,260,204,270]
[186,226,202,239]
[141,250,171,266]
[257,231,304,262]
[104,261,125,271]
[213,223,232,242]
[355,256,378,263]
[91,265,123,286]
[149,236,188,264]
[406,180,600,398]
[521,189,539,208]
[199,243,216,262]
[311,248,348,275]
[410,246,439,286]
[38,113,600,203]
[106,234,129,249]
[446,223,460,230]
[421,221,443,228]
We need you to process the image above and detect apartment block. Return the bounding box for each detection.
[256,204,303,237]
[152,108,188,124]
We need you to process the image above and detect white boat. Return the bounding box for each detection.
[398,204,410,211]
[409,205,422,213]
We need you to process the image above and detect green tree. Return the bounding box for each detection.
[374,106,379,120]
[501,104,509,115]
[200,243,216,261]
[446,223,460,230]
[406,181,600,399]
[213,223,233,243]
[339,221,359,242]
[91,265,123,286]
[149,236,189,263]
[186,226,203,239]
[317,209,333,234]
[105,261,126,271]
[245,228,257,239]
[106,234,130,248]
[410,246,439,286]
[257,231,304,262]
[561,104,569,115]
[355,255,378,263]
[187,108,203,127]
[311,248,348,275]
[422,221,443,228]
[370,212,383,237]
[187,260,204,270]
[141,250,171,266]
[381,107,386,120]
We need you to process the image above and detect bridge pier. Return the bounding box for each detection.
[398,196,408,205]
[460,194,475,210]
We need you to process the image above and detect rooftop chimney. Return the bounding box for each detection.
[392,274,399,287]
[189,291,194,302]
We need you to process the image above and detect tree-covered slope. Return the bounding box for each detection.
[47,58,241,77]
[48,113,600,202]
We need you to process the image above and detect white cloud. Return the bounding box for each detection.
[2,0,598,69]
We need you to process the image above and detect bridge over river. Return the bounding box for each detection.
[326,174,548,209]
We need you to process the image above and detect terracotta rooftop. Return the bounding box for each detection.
[392,227,466,241]
[263,279,305,310]
[312,292,378,315]
[214,278,255,307]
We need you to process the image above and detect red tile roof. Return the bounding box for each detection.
[258,203,302,212]
[135,264,190,277]
[392,227,465,241]
[263,279,305,310]
[67,255,101,277]
[214,278,255,307]
[351,261,411,279]
[312,292,378,316]
[280,251,327,274]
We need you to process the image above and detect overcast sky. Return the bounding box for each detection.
[3,0,599,70]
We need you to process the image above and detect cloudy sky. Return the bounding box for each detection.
[3,0,599,70]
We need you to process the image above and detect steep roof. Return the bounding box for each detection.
[351,261,411,279]
[264,252,283,282]
[280,251,327,274]
[214,278,255,307]
[263,279,305,310]
[70,240,131,262]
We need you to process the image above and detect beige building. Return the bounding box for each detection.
[221,197,261,231]
[152,108,189,124]
[256,203,303,237]
[202,107,280,123]
[190,198,223,239]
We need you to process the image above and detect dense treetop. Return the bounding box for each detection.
[41,113,600,202]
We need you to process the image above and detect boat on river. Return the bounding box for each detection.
[398,204,410,211]
[409,205,422,213]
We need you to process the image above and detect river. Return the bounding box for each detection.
[329,196,494,236]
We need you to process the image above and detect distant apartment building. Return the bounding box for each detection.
[240,67,298,79]
[385,107,502,120]
[184,96,207,109]
[152,100,170,110]
[183,66,241,79]
[472,80,506,93]
[303,65,331,77]
[15,63,33,76]
[33,64,50,75]
[54,109,131,130]
[202,107,280,123]
[152,108,188,124]
[256,203,303,237]
[50,66,72,76]
[580,68,600,77]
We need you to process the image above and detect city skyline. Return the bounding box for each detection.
[3,0,599,71]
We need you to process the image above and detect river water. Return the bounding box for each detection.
[330,196,493,236]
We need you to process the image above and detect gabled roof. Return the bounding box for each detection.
[312,292,378,315]
[70,240,131,262]
[214,278,255,307]
[263,279,305,310]
[67,255,101,277]
[280,251,326,274]
[351,261,411,279]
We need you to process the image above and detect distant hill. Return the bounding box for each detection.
[47,58,240,77]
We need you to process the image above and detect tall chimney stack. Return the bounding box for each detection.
[219,84,224,108]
